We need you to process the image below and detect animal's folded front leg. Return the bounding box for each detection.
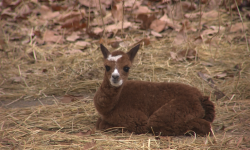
[97,111,149,134]
[96,117,115,130]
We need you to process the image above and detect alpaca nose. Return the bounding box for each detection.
[112,75,119,80]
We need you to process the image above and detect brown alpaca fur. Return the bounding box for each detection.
[94,44,215,136]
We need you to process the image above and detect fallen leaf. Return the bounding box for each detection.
[3,0,22,9]
[61,95,83,103]
[160,14,181,30]
[2,0,12,8]
[214,90,225,100]
[91,15,114,26]
[0,138,18,145]
[151,30,162,37]
[182,20,197,32]
[214,72,227,79]
[15,3,32,20]
[193,35,204,45]
[170,49,197,61]
[58,11,85,23]
[9,76,23,83]
[119,41,131,48]
[42,11,60,20]
[181,1,197,12]
[137,14,157,30]
[184,12,202,19]
[170,52,177,60]
[33,5,52,17]
[234,64,241,70]
[202,29,219,36]
[78,0,110,8]
[197,72,213,83]
[173,23,187,45]
[50,3,68,11]
[83,139,97,150]
[125,0,141,8]
[105,21,132,32]
[197,72,225,100]
[75,41,91,48]
[86,27,102,39]
[136,38,150,46]
[166,1,196,20]
[61,17,87,31]
[203,10,218,19]
[77,128,96,136]
[65,49,84,55]
[61,95,75,103]
[150,19,166,32]
[205,0,221,10]
[43,30,64,44]
[42,69,48,73]
[110,41,120,48]
[0,8,14,20]
[133,6,152,15]
[236,137,243,147]
[201,61,213,67]
[111,1,123,21]
[230,23,248,33]
[66,32,80,42]
[178,49,197,60]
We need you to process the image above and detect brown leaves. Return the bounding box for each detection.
[77,128,96,136]
[150,19,166,32]
[137,14,157,30]
[197,72,225,100]
[229,23,248,33]
[61,18,87,31]
[83,140,97,150]
[58,11,87,31]
[60,95,84,103]
[111,1,123,21]
[166,1,197,19]
[170,49,197,61]
[43,30,64,44]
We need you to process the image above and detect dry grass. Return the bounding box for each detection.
[1,2,250,149]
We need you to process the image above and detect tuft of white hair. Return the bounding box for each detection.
[107,55,122,62]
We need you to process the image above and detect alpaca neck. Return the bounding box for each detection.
[94,76,123,115]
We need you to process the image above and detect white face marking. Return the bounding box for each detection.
[109,68,123,87]
[110,78,123,87]
[107,55,122,62]
[113,68,119,76]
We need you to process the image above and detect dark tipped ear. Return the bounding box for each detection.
[127,44,140,62]
[100,44,110,59]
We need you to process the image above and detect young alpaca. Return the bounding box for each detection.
[94,44,215,136]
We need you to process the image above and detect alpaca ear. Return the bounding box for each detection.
[100,44,110,59]
[127,44,140,62]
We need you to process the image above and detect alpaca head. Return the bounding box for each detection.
[100,44,140,87]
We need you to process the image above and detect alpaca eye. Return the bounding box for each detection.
[105,66,110,71]
[123,66,130,72]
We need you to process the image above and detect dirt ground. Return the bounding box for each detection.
[1,0,250,149]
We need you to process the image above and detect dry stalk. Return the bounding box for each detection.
[121,0,125,37]
[198,1,202,36]
[234,0,249,52]
[98,0,106,42]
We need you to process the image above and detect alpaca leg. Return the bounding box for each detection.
[96,117,114,130]
[113,111,148,134]
[186,118,212,136]
[147,100,206,136]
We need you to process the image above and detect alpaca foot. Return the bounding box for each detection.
[186,118,212,136]
[96,117,114,130]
